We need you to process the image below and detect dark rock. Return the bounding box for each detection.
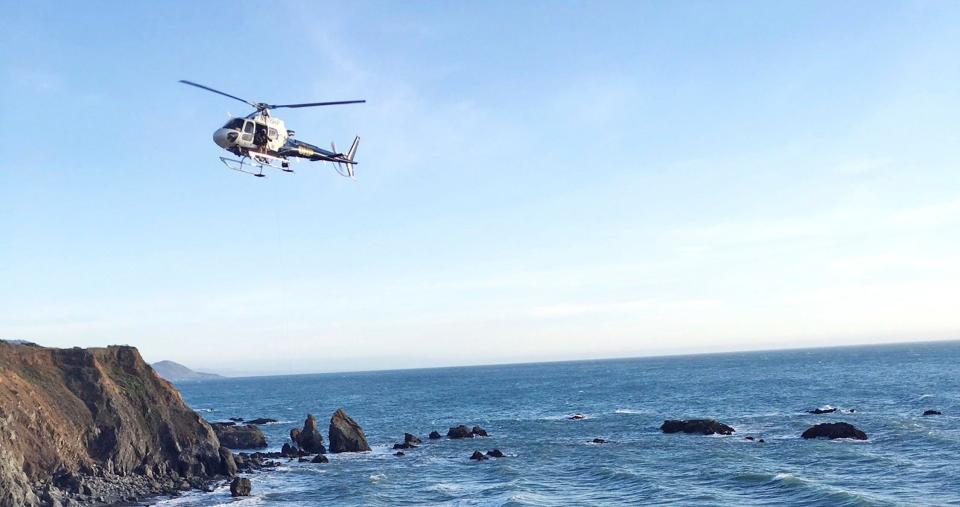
[297,457,310,462]
[404,433,422,445]
[311,454,329,464]
[591,438,607,444]
[486,449,504,458]
[395,451,405,456]
[471,426,488,437]
[211,423,267,449]
[744,436,754,441]
[280,443,298,458]
[429,431,442,439]
[328,408,371,453]
[469,451,488,461]
[290,414,326,454]
[229,417,244,422]
[808,406,838,414]
[660,419,735,435]
[245,418,278,425]
[758,439,765,443]
[447,425,474,439]
[848,409,856,413]
[801,422,867,440]
[568,414,586,420]
[923,410,942,416]
[393,442,416,450]
[229,477,251,497]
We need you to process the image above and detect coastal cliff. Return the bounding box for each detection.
[0,342,235,506]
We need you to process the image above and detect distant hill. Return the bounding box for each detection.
[151,360,223,382]
[0,339,39,346]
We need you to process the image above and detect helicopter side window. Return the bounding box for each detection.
[239,120,255,145]
[268,128,278,140]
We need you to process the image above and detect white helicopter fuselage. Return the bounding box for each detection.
[212,114,288,154]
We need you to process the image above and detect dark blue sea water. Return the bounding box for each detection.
[157,341,960,506]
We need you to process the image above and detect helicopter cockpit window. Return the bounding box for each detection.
[223,118,244,130]
[243,121,255,134]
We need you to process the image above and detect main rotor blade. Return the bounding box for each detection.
[267,100,366,109]
[179,80,256,108]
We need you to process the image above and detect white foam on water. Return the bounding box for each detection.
[369,473,387,482]
[614,408,646,415]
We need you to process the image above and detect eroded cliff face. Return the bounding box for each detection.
[0,342,235,506]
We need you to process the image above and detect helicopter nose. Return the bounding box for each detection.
[213,128,238,148]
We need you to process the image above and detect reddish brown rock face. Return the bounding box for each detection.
[0,342,235,507]
[328,408,371,453]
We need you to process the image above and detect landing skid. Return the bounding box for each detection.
[219,152,292,177]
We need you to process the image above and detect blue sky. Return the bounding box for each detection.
[2,1,958,374]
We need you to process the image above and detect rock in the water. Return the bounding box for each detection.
[392,433,420,450]
[744,436,754,441]
[801,422,867,440]
[758,439,765,443]
[923,410,942,416]
[281,443,298,458]
[448,425,474,439]
[395,451,405,456]
[591,438,608,444]
[486,449,504,458]
[230,477,251,497]
[311,454,329,463]
[290,414,326,454]
[568,414,586,420]
[471,426,488,437]
[328,408,372,453]
[229,417,244,422]
[211,423,267,449]
[660,419,735,435]
[809,406,838,414]
[469,451,488,461]
[429,431,442,439]
[245,418,278,425]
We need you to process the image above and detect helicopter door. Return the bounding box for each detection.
[239,120,256,148]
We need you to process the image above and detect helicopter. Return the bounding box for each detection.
[179,80,365,178]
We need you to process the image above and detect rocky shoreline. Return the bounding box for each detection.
[0,341,947,505]
[0,342,235,507]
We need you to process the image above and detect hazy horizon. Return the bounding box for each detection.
[140,336,959,377]
[3,1,960,373]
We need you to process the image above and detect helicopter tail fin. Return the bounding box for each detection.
[333,136,359,178]
[343,136,359,178]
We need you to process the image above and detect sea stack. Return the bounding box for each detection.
[0,342,236,506]
[328,408,371,453]
[290,414,327,454]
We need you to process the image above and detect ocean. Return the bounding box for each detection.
[155,341,960,506]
